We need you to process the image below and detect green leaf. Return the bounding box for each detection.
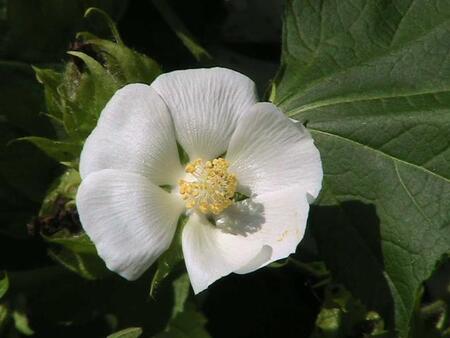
[0,272,8,299]
[45,229,109,280]
[150,216,188,297]
[275,0,450,336]
[47,247,108,280]
[17,136,81,163]
[107,327,143,338]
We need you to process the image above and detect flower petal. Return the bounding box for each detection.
[216,186,310,274]
[226,102,322,200]
[80,84,183,186]
[182,185,311,293]
[181,213,271,294]
[150,67,258,160]
[76,169,184,280]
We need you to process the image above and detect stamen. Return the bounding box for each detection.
[178,158,237,215]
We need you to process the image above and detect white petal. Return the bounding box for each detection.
[151,67,258,160]
[226,102,322,200]
[182,213,271,294]
[76,169,184,280]
[217,186,310,274]
[80,84,183,186]
[182,186,311,293]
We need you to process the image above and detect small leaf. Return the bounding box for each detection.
[12,295,34,337]
[84,7,124,45]
[0,272,9,299]
[107,327,143,338]
[171,273,190,319]
[0,304,9,332]
[177,142,190,166]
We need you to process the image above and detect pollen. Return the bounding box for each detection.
[178,158,237,215]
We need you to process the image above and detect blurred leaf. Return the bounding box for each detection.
[0,304,9,333]
[150,216,187,297]
[12,295,33,336]
[12,311,33,336]
[0,272,8,299]
[275,0,450,336]
[171,273,190,319]
[108,327,143,338]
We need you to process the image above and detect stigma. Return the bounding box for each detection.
[178,158,237,215]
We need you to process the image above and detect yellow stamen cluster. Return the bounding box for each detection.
[179,158,237,215]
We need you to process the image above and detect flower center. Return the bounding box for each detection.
[178,158,237,215]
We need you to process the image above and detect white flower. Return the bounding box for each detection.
[76,67,323,294]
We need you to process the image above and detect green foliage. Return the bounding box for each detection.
[274,0,450,336]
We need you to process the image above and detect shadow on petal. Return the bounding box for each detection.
[215,198,265,236]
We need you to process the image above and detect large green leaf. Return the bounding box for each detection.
[274,0,450,336]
